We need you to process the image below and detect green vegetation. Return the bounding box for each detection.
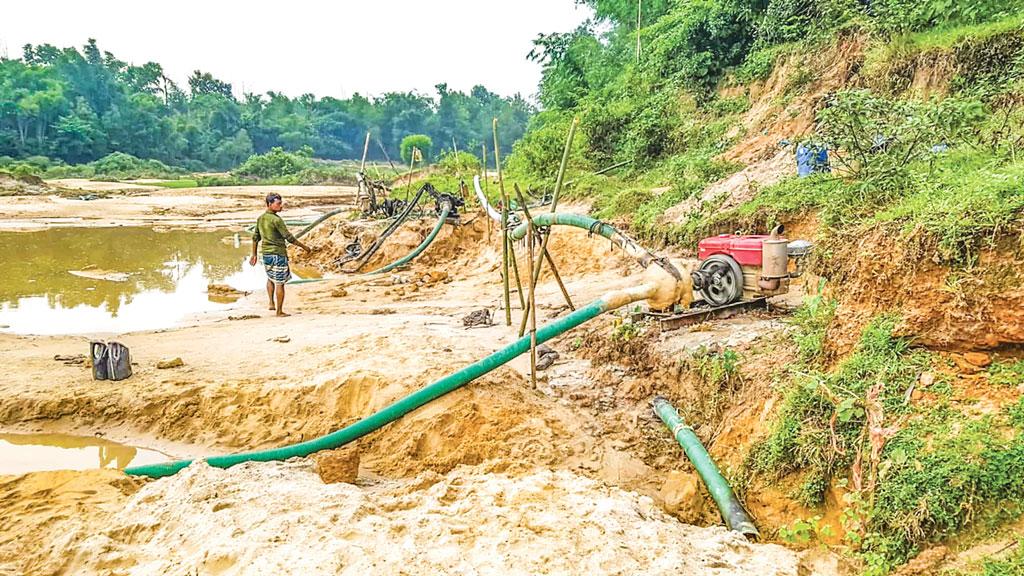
[947,541,1024,575]
[989,359,1024,387]
[150,178,199,189]
[437,150,481,176]
[745,302,1024,571]
[400,134,433,164]
[0,40,531,170]
[190,147,356,187]
[7,151,189,180]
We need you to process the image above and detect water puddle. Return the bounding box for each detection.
[0,432,173,475]
[0,227,320,335]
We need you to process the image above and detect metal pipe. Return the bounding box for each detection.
[652,396,759,538]
[359,132,371,173]
[125,282,663,479]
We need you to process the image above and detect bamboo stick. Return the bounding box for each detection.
[493,120,511,326]
[519,117,578,337]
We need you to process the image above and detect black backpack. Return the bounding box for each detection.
[90,340,132,381]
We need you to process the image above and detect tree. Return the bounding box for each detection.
[188,70,233,99]
[400,134,433,164]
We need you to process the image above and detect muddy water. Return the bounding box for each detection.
[0,227,319,335]
[0,432,172,474]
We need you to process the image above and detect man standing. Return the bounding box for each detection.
[249,193,313,316]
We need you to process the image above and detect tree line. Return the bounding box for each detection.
[0,39,533,170]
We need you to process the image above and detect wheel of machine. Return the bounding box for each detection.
[698,254,743,306]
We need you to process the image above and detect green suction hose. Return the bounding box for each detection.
[294,208,345,240]
[124,282,659,479]
[364,201,452,275]
[652,396,759,538]
[508,213,681,279]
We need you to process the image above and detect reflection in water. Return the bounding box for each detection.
[0,432,173,474]
[0,227,319,334]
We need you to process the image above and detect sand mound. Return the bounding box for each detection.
[55,461,811,576]
[299,205,636,282]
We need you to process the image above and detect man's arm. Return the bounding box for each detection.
[250,227,261,265]
[277,217,312,252]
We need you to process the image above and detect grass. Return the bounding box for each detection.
[903,12,1024,52]
[870,152,1024,264]
[150,179,199,189]
[745,301,1024,571]
[944,540,1024,575]
[989,359,1024,387]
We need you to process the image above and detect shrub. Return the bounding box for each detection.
[437,150,481,176]
[817,90,986,193]
[399,134,433,164]
[233,147,310,179]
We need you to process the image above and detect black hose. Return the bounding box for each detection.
[341,183,431,273]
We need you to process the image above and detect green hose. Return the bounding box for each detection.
[364,201,451,275]
[294,208,345,240]
[508,213,681,279]
[125,287,652,479]
[652,396,759,538]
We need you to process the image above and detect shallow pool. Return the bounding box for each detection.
[0,432,173,475]
[0,227,319,335]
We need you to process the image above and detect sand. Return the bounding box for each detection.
[0,187,847,575]
[42,461,815,576]
[0,183,357,230]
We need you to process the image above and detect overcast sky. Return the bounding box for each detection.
[0,0,592,100]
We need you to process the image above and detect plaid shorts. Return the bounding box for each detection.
[262,254,291,285]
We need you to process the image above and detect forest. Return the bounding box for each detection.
[0,39,532,170]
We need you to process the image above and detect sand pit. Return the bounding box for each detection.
[39,461,814,576]
[0,188,846,575]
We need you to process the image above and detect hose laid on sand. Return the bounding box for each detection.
[294,208,345,240]
[652,396,759,538]
[509,212,682,280]
[364,200,452,275]
[342,184,430,273]
[124,281,667,479]
[473,175,516,225]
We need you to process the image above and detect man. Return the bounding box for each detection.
[249,193,313,316]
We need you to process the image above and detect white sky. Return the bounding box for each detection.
[0,0,593,100]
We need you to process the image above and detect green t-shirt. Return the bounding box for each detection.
[253,211,297,257]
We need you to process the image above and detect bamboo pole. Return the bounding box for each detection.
[514,184,574,313]
[527,216,538,389]
[494,119,511,326]
[636,0,642,65]
[519,117,578,337]
[359,132,371,173]
[482,143,491,241]
[508,233,526,310]
[405,147,417,200]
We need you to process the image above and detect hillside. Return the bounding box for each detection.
[502,1,1024,573]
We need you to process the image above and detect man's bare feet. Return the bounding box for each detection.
[276,312,291,317]
[268,305,276,310]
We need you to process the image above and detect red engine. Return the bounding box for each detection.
[692,226,811,306]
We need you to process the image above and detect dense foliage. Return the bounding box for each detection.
[0,40,532,170]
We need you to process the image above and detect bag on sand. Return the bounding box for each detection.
[90,341,133,381]
[90,341,109,380]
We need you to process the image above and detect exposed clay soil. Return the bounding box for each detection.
[820,226,1024,352]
